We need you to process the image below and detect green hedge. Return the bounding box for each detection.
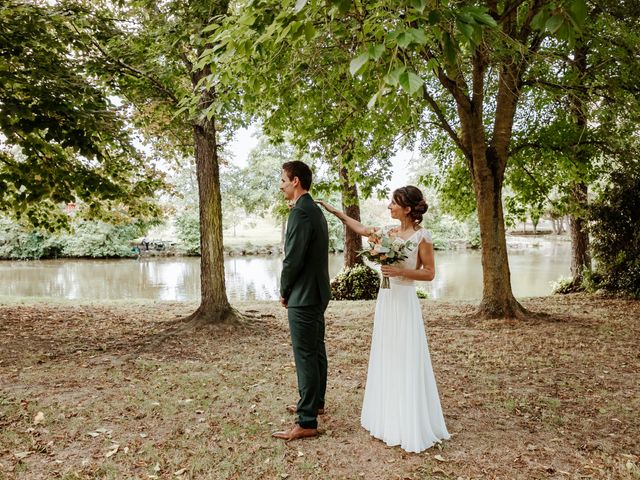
[0,218,143,259]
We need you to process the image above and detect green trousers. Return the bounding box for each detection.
[287,305,327,429]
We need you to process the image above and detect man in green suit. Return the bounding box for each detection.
[272,161,330,441]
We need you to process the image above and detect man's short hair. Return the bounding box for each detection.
[282,161,312,191]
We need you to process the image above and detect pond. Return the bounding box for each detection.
[0,237,571,301]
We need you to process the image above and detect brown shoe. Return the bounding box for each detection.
[272,424,318,441]
[286,405,325,415]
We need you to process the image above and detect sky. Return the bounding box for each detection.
[227,125,414,193]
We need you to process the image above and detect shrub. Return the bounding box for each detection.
[588,168,640,298]
[330,264,380,300]
[425,210,480,250]
[0,218,140,259]
[0,219,64,259]
[551,276,583,294]
[61,221,142,258]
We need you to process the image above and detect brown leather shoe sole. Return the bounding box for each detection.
[272,424,318,441]
[286,404,325,415]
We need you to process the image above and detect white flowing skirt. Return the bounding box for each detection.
[361,282,450,453]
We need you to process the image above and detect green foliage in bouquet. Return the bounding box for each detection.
[331,264,380,301]
[359,229,414,265]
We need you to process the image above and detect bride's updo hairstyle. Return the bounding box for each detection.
[393,186,429,224]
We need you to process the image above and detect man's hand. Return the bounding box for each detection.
[280,297,288,308]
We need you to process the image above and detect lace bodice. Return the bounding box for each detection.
[381,226,433,286]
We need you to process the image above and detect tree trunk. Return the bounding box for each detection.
[568,43,591,287]
[473,154,527,318]
[339,166,363,268]
[184,117,239,325]
[569,183,591,283]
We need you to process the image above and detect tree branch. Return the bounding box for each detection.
[69,21,180,105]
[498,0,530,23]
[516,162,555,204]
[418,48,471,112]
[421,85,471,160]
[522,78,617,102]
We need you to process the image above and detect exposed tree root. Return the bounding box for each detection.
[123,304,251,360]
[468,296,550,321]
[181,304,245,326]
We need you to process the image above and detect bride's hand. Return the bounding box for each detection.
[316,200,337,214]
[381,265,403,277]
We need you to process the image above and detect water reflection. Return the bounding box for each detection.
[0,240,571,301]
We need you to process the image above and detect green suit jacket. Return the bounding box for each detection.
[280,193,331,308]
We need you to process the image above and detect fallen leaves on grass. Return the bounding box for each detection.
[0,296,638,480]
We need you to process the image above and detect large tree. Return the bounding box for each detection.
[75,0,244,324]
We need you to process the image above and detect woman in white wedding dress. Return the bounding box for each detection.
[318,186,450,453]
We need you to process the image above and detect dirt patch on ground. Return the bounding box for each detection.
[0,295,638,479]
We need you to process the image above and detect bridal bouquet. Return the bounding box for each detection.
[359,228,415,288]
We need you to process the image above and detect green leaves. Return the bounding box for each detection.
[349,53,369,76]
[294,0,308,13]
[452,6,496,49]
[349,44,385,75]
[304,22,316,40]
[328,0,352,15]
[368,44,385,60]
[530,0,588,44]
[569,0,588,25]
[0,1,167,229]
[379,65,423,96]
[545,15,564,34]
[384,66,406,87]
[395,28,427,48]
[399,71,424,95]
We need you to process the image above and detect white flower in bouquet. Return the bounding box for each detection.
[359,228,415,288]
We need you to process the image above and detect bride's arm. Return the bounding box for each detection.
[381,240,436,281]
[316,200,375,237]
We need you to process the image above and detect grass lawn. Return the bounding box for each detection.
[223,217,282,248]
[0,295,638,479]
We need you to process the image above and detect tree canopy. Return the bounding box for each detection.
[0,1,166,229]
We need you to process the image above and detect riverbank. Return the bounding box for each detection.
[1,229,571,261]
[1,295,637,479]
